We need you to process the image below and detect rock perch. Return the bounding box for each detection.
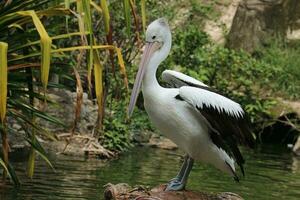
[104,183,243,200]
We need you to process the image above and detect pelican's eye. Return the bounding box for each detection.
[152,35,156,40]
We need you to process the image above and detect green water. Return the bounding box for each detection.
[0,146,299,199]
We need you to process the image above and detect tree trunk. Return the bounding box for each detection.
[226,0,300,53]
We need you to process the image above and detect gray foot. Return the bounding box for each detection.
[165,179,185,191]
[169,176,180,182]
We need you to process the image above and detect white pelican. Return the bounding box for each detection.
[128,18,255,191]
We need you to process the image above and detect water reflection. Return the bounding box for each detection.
[0,146,299,200]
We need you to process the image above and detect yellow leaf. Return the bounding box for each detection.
[115,47,128,89]
[141,0,146,33]
[17,11,52,91]
[37,8,71,17]
[9,45,116,62]
[52,31,90,40]
[0,42,8,122]
[52,45,115,52]
[93,50,103,114]
[100,0,110,34]
[91,1,102,13]
[41,38,52,90]
[76,0,83,14]
[27,148,36,179]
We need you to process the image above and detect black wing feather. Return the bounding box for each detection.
[196,103,254,175]
[170,72,255,176]
[176,89,255,176]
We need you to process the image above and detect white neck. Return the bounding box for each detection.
[142,34,172,93]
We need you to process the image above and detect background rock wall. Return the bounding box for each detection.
[226,0,300,53]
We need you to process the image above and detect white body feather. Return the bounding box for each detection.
[143,85,236,176]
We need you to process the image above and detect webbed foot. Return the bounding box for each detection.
[165,179,185,191]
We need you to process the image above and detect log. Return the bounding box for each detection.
[103,183,243,200]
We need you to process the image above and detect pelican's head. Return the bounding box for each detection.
[145,18,171,46]
[128,18,171,117]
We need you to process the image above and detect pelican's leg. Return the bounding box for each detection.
[165,157,194,191]
[169,155,188,182]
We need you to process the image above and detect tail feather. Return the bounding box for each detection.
[225,160,240,182]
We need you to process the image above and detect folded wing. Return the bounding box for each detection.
[178,86,255,175]
[162,70,208,88]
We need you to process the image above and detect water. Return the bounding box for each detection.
[0,146,299,200]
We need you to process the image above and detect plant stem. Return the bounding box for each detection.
[1,121,8,181]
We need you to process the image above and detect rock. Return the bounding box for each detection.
[103,183,243,200]
[226,0,300,53]
[4,122,30,152]
[35,89,98,134]
[132,131,152,143]
[258,112,299,145]
[12,123,22,130]
[149,134,178,150]
[43,134,114,158]
[293,136,300,156]
[133,131,178,150]
[3,88,105,156]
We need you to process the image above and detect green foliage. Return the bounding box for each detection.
[103,116,131,151]
[254,40,300,99]
[190,0,220,20]
[0,0,143,184]
[102,96,153,151]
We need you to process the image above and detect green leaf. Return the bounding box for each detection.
[27,147,36,178]
[26,136,55,171]
[123,0,131,35]
[100,0,110,34]
[0,158,20,186]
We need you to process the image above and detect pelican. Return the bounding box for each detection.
[128,18,255,191]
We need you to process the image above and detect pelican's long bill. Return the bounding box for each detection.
[128,41,161,117]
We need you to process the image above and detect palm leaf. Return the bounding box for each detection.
[141,0,146,33]
[0,158,20,186]
[100,0,110,34]
[17,10,52,91]
[123,0,131,35]
[27,146,36,178]
[81,0,94,94]
[26,135,55,171]
[8,99,65,126]
[0,42,8,122]
[90,1,102,13]
[93,50,103,124]
[8,110,57,141]
[115,47,128,89]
